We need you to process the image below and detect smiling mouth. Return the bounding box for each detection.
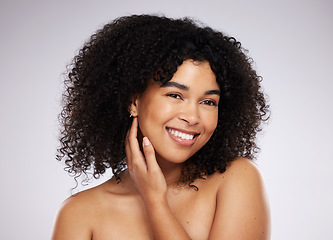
[167,128,199,140]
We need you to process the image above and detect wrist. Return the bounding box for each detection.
[143,193,168,210]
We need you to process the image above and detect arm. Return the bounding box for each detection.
[143,194,192,240]
[126,118,191,240]
[126,119,270,239]
[208,158,271,240]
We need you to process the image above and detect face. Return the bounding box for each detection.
[131,59,220,165]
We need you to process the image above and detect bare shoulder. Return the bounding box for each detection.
[56,186,101,219]
[206,158,265,190]
[208,158,271,240]
[51,180,113,240]
[217,157,268,208]
[221,157,264,183]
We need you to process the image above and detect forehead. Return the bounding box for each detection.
[141,60,219,96]
[165,60,219,89]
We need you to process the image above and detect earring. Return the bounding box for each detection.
[130,111,135,117]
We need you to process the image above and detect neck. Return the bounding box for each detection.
[119,162,184,194]
[155,153,185,187]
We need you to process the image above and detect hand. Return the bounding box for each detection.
[125,117,168,204]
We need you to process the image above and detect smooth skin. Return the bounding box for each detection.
[52,60,270,240]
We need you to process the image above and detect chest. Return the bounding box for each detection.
[92,187,217,240]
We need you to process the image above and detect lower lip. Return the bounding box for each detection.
[167,129,198,146]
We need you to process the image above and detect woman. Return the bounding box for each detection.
[52,15,270,239]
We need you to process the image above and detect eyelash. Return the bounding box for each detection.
[166,93,217,106]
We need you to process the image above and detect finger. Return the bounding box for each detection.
[128,118,146,169]
[125,118,134,170]
[125,133,132,171]
[125,117,139,171]
[128,118,141,158]
[128,116,138,138]
[142,136,159,172]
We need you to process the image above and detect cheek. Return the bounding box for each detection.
[140,101,175,120]
[204,111,219,134]
[137,102,169,134]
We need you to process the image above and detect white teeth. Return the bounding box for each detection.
[168,129,194,140]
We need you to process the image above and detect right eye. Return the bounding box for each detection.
[166,93,182,100]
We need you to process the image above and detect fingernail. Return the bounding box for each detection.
[143,137,150,147]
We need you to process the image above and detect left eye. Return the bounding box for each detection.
[201,100,217,106]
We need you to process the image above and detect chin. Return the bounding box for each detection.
[155,150,194,165]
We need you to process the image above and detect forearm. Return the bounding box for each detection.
[126,125,191,239]
[144,198,192,240]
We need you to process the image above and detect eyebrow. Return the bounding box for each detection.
[161,81,188,90]
[161,81,221,96]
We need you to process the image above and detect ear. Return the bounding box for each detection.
[129,96,139,117]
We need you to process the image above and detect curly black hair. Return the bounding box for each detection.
[57,14,269,188]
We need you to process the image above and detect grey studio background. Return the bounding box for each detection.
[1,0,332,239]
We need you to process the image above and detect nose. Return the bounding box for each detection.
[178,102,200,125]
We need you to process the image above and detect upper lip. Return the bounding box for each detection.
[166,127,200,136]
